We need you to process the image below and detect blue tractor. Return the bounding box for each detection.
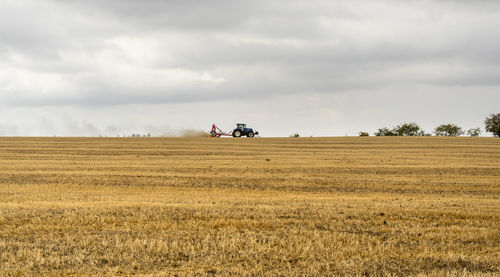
[232,123,259,138]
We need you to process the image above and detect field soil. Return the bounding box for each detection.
[0,137,499,276]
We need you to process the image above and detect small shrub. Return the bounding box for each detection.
[374,127,397,136]
[434,124,464,136]
[467,128,481,137]
[394,122,423,136]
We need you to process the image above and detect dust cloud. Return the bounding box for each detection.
[179,129,209,137]
[161,129,208,137]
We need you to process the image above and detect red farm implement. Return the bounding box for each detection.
[210,124,232,137]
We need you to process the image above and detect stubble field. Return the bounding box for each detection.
[0,137,499,276]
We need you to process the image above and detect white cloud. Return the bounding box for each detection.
[199,73,226,84]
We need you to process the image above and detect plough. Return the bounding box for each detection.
[210,124,233,137]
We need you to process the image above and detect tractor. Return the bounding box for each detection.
[210,123,259,138]
[232,123,259,138]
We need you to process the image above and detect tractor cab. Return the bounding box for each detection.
[236,123,246,130]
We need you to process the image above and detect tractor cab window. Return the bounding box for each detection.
[237,124,246,130]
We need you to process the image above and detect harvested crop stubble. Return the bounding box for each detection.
[0,136,499,276]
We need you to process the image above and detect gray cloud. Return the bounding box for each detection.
[0,0,499,136]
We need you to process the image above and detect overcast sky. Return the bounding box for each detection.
[1,0,499,137]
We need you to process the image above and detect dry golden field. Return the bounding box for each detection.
[0,137,499,276]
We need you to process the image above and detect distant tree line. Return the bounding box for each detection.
[128,133,151,137]
[94,133,153,137]
[359,113,500,137]
[374,122,429,137]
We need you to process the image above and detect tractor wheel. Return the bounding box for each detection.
[247,132,255,137]
[233,130,242,137]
